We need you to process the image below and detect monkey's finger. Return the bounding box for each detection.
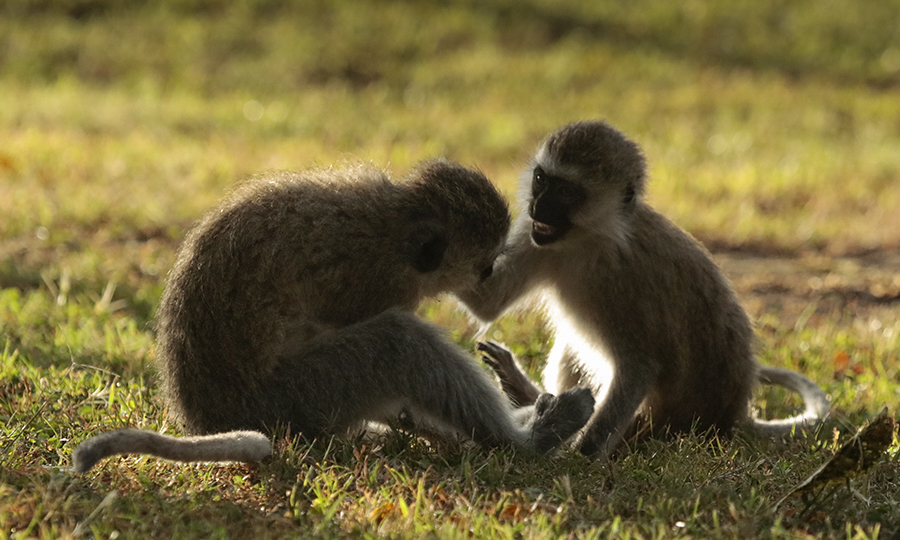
[476,342,498,361]
[476,341,512,359]
[480,355,500,370]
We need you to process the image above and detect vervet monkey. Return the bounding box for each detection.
[457,121,829,458]
[73,160,595,473]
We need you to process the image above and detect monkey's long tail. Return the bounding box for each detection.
[749,366,830,435]
[72,428,272,473]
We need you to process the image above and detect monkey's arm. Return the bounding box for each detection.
[577,354,658,458]
[455,223,544,321]
[477,340,544,406]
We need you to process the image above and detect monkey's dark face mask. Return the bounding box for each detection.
[529,167,586,246]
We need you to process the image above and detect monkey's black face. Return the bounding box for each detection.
[528,166,586,246]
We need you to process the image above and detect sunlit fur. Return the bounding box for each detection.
[459,120,829,458]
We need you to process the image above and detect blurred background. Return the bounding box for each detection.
[1,0,899,353]
[2,0,899,252]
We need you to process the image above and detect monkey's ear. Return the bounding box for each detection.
[623,185,637,211]
[407,224,448,273]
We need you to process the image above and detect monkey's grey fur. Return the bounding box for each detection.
[457,121,829,458]
[73,430,272,473]
[72,160,595,473]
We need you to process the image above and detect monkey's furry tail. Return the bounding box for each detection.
[72,428,272,473]
[750,366,830,435]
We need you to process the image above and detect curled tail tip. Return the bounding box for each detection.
[799,386,830,424]
[756,364,830,429]
[749,409,828,436]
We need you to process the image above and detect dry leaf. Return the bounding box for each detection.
[777,409,895,507]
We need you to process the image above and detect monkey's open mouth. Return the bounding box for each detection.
[531,220,565,246]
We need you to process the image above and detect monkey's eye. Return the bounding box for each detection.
[532,169,547,191]
[479,264,494,281]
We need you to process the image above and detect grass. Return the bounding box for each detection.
[1,0,899,538]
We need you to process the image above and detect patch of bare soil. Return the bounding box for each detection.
[712,248,900,329]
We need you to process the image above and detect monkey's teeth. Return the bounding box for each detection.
[533,221,556,236]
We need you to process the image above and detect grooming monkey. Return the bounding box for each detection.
[73,160,595,473]
[457,121,829,458]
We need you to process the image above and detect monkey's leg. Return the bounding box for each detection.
[290,310,593,453]
[372,311,595,454]
[544,341,593,394]
[576,362,653,458]
[477,341,543,407]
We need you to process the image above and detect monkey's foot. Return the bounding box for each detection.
[477,341,543,407]
[530,388,595,454]
[477,341,517,375]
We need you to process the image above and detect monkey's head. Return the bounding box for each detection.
[526,120,647,247]
[402,159,510,296]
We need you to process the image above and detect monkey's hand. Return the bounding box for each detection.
[477,340,518,377]
[477,341,543,407]
[530,388,595,454]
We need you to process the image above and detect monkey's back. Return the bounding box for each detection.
[558,203,756,434]
[156,166,421,435]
